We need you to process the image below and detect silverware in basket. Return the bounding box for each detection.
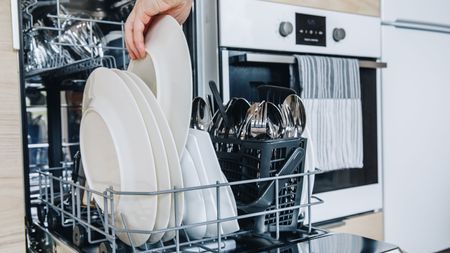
[239,101,283,139]
[238,102,261,139]
[227,98,250,136]
[207,84,306,141]
[282,94,306,138]
[191,97,213,131]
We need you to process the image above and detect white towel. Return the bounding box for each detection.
[299,126,316,222]
[296,56,363,171]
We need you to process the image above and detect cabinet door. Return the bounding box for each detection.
[382,26,450,253]
[0,1,26,252]
[261,0,380,16]
[382,0,450,24]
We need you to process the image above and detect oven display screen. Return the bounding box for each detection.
[296,13,326,47]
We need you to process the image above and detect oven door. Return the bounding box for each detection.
[220,49,383,222]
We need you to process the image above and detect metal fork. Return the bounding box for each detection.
[266,102,282,139]
[238,102,260,139]
[250,102,267,138]
[281,104,294,138]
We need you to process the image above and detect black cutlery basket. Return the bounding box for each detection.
[211,136,307,233]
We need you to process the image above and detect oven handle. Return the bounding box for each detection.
[230,53,387,69]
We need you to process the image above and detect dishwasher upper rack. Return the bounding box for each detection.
[36,165,325,253]
[22,0,128,79]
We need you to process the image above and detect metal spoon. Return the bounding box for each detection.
[238,102,261,139]
[226,98,250,137]
[191,97,213,131]
[249,102,266,139]
[282,94,306,138]
[248,101,283,139]
[265,102,283,139]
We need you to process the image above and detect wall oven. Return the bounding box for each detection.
[194,0,386,222]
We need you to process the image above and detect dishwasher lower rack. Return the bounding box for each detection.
[32,165,325,253]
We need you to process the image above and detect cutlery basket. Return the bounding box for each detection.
[211,136,307,233]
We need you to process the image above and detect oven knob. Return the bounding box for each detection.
[333,28,346,42]
[279,21,294,37]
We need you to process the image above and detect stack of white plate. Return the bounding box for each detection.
[80,16,192,247]
[183,129,240,239]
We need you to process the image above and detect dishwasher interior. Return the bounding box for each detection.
[19,0,329,252]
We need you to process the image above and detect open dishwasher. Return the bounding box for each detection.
[18,0,401,252]
[20,1,326,251]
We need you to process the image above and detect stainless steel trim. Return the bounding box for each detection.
[221,50,231,103]
[62,142,80,147]
[382,19,450,34]
[195,0,220,98]
[230,52,387,69]
[28,143,50,149]
[359,60,387,69]
[10,0,20,50]
[234,53,297,64]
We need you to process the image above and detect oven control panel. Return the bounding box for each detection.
[219,0,381,58]
[295,13,326,46]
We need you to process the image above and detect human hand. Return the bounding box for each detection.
[125,0,193,60]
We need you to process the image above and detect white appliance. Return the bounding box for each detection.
[381,0,450,252]
[195,0,385,223]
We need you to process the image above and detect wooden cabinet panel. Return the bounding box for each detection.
[321,212,384,241]
[0,1,26,252]
[261,0,380,17]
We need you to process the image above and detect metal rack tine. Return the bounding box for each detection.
[307,169,312,234]
[216,181,222,253]
[95,202,106,231]
[183,228,192,247]
[120,213,137,253]
[174,186,180,253]
[275,174,280,240]
[87,190,93,243]
[109,187,117,253]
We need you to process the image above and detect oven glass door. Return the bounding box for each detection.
[224,50,378,194]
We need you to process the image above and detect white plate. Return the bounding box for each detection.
[113,70,171,243]
[124,71,185,242]
[300,126,316,218]
[180,148,207,239]
[128,15,193,156]
[186,134,223,237]
[189,129,240,235]
[82,72,93,112]
[80,68,157,246]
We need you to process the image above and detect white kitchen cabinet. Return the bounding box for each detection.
[382,0,450,25]
[381,21,450,253]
